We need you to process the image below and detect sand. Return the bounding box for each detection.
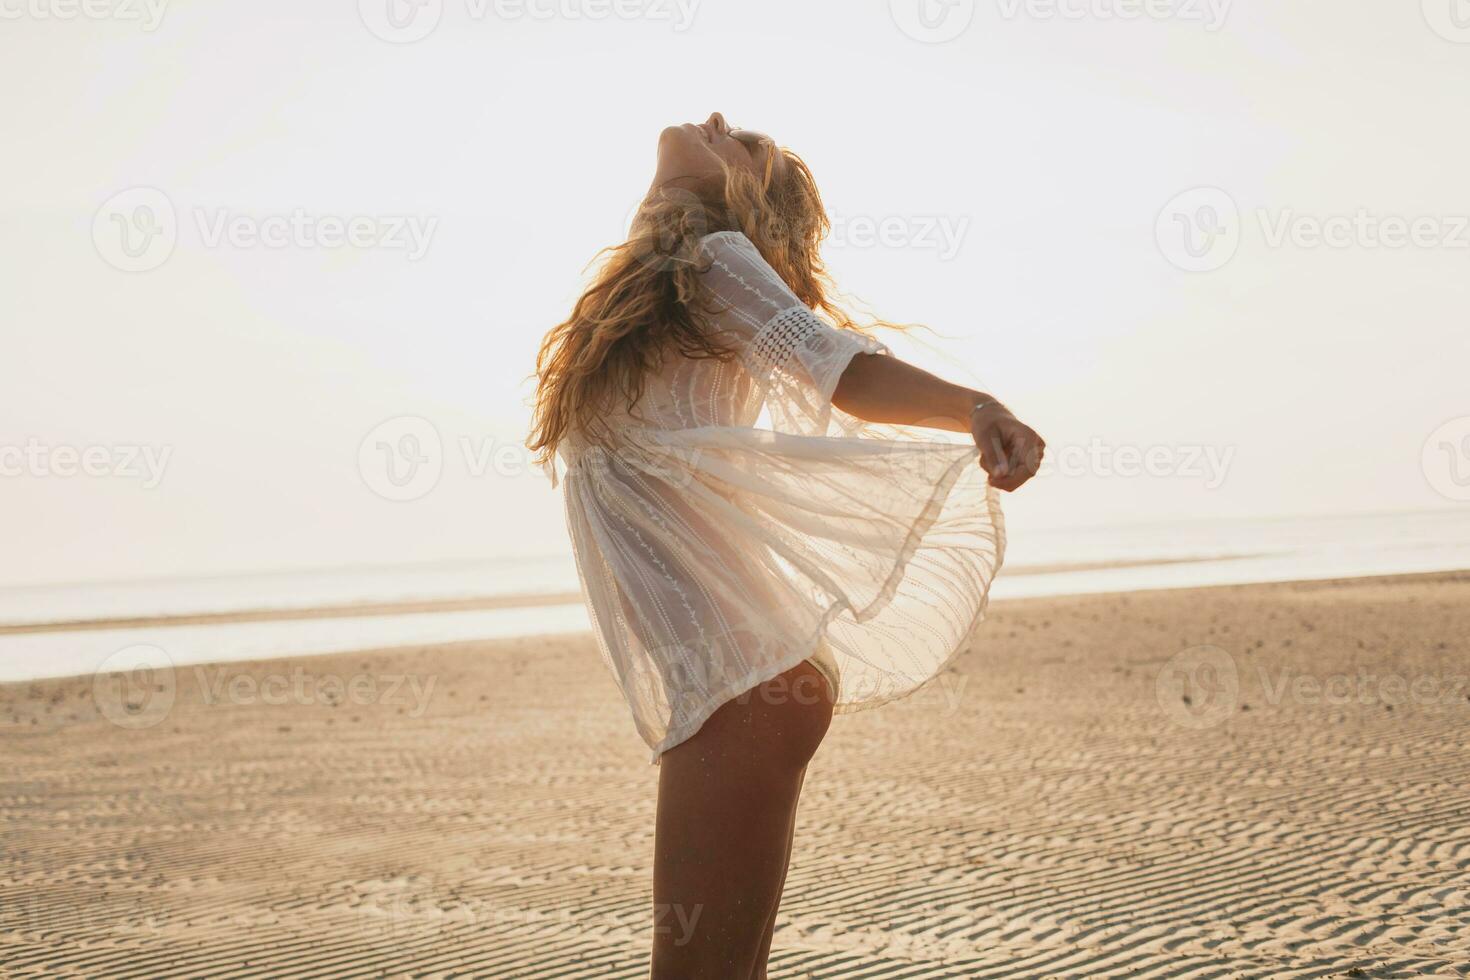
[2,571,1468,978]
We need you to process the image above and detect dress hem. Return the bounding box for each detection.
[646,450,1005,765]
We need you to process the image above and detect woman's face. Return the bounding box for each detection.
[652,111,780,193]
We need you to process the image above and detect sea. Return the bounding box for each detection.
[2,509,1466,684]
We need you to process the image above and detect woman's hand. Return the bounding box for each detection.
[971,402,1044,492]
[832,354,1045,491]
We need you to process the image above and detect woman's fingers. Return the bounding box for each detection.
[987,431,1011,480]
[1007,423,1044,479]
[972,414,1009,480]
[987,420,1044,492]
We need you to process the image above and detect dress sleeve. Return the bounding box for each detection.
[695,231,888,436]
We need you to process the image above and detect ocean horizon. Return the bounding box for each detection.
[4,507,1466,684]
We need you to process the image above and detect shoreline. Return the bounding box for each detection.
[3,568,1464,693]
[0,552,1376,635]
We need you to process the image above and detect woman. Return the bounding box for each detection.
[529,112,1044,978]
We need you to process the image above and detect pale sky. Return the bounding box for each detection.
[3,0,1468,586]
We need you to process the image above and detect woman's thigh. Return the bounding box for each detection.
[649,660,834,973]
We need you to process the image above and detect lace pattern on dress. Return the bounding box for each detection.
[747,306,842,385]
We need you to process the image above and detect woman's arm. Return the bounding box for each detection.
[832,352,1045,493]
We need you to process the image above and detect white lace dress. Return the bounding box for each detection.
[560,230,1005,762]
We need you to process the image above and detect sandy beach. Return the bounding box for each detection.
[3,571,1467,978]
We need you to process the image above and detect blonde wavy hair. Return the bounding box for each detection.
[529,145,887,474]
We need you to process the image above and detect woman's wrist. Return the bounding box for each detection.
[967,392,1009,420]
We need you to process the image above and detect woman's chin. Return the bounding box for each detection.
[658,123,705,149]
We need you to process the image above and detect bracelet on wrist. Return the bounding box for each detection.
[970,398,998,417]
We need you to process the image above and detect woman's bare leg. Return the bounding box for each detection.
[748,766,806,980]
[650,660,833,980]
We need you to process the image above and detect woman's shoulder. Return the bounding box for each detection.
[694,231,768,278]
[696,229,755,255]
[699,229,750,244]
